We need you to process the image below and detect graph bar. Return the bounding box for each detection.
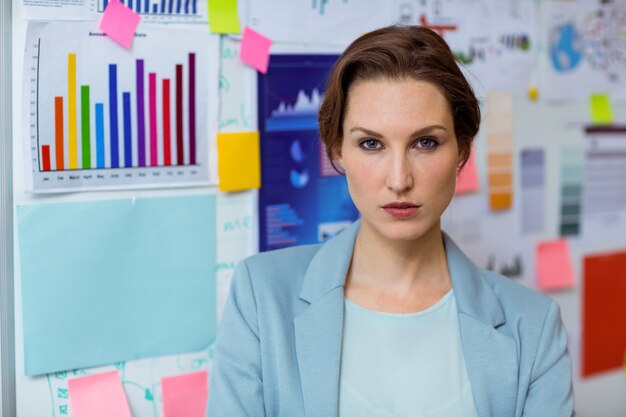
[153,4,158,13]
[161,0,166,13]
[176,64,183,165]
[42,145,51,171]
[162,78,172,166]
[168,0,173,14]
[176,0,181,14]
[136,60,146,167]
[109,64,119,168]
[185,0,189,14]
[136,0,141,13]
[128,0,133,9]
[54,96,64,170]
[95,103,105,168]
[123,92,133,167]
[193,0,196,14]
[104,0,108,9]
[68,53,78,169]
[145,0,149,13]
[149,73,158,166]
[188,53,196,165]
[80,85,91,169]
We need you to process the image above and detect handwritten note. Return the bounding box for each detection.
[99,1,141,49]
[590,93,614,124]
[68,371,132,417]
[217,132,261,191]
[456,149,479,194]
[239,27,272,74]
[536,239,575,291]
[162,370,209,417]
[208,0,240,34]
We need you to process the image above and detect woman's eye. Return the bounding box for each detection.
[416,138,438,149]
[359,139,382,150]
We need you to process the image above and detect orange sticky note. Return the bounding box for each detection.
[99,1,141,49]
[217,132,261,191]
[162,370,209,417]
[536,239,575,292]
[239,27,272,74]
[68,370,132,417]
[456,150,480,194]
[582,250,626,378]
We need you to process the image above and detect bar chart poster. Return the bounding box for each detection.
[23,22,219,192]
[97,0,208,22]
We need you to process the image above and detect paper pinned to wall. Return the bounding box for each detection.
[535,239,576,291]
[208,0,241,33]
[68,370,132,417]
[162,370,209,417]
[17,194,217,376]
[240,27,272,74]
[589,93,614,124]
[456,148,480,194]
[521,149,546,234]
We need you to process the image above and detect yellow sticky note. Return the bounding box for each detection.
[527,87,538,101]
[217,132,260,192]
[208,0,241,34]
[590,93,614,124]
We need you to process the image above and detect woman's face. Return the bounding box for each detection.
[337,78,461,244]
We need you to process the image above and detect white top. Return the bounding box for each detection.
[338,290,479,417]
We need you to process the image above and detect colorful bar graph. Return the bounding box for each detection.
[55,97,64,170]
[81,85,91,169]
[188,53,196,165]
[136,59,146,167]
[123,92,133,167]
[163,78,172,166]
[68,53,78,169]
[44,49,200,173]
[101,0,199,16]
[149,73,158,166]
[176,64,183,165]
[95,103,105,169]
[42,145,51,171]
[109,64,120,168]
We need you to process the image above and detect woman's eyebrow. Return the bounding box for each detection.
[349,125,448,138]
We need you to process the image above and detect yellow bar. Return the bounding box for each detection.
[68,53,78,169]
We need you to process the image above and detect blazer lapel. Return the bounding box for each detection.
[294,221,360,417]
[445,234,519,417]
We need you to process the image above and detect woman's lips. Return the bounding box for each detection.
[382,203,421,218]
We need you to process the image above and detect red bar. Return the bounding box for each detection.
[162,78,171,166]
[54,96,64,170]
[176,64,183,165]
[149,73,158,166]
[41,145,51,171]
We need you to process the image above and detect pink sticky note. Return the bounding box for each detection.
[68,370,132,417]
[456,149,480,194]
[536,239,576,292]
[239,27,272,74]
[99,0,141,49]
[162,370,209,417]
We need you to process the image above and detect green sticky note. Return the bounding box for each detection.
[590,93,614,124]
[208,0,241,34]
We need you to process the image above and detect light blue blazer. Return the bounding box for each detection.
[207,220,574,416]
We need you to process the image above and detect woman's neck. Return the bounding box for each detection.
[344,221,452,313]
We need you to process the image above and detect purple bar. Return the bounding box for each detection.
[188,53,196,165]
[136,59,146,167]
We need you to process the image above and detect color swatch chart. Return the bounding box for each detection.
[485,92,514,211]
[24,22,219,192]
[99,0,208,21]
[559,147,584,236]
[520,149,546,234]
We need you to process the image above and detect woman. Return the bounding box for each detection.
[207,26,574,417]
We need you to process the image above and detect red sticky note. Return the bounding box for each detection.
[456,149,480,194]
[239,27,272,74]
[535,239,575,291]
[99,0,141,49]
[68,370,132,417]
[582,250,626,378]
[162,370,209,417]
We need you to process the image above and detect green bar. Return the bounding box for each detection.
[81,85,91,169]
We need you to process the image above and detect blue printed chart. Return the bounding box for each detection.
[23,22,219,192]
[257,55,359,251]
[542,0,626,101]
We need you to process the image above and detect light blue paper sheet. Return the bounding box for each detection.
[17,194,216,376]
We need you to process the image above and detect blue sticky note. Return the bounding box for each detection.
[17,195,216,376]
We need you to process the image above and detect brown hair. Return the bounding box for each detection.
[318,25,480,169]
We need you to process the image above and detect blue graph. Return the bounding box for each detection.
[100,0,198,15]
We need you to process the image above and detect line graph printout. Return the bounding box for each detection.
[23,22,219,192]
[21,0,208,22]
